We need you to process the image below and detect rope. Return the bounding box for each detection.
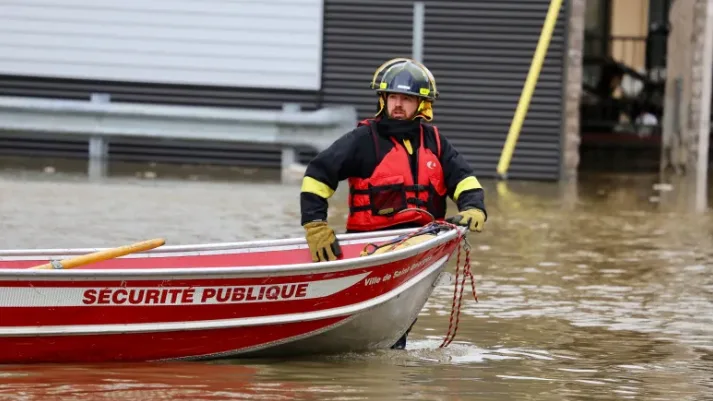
[438,227,478,348]
[357,209,479,348]
[359,208,438,256]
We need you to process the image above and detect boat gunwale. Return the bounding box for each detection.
[0,227,464,280]
[0,228,422,257]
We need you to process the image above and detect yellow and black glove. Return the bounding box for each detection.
[446,208,486,232]
[303,221,343,262]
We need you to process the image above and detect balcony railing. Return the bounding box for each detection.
[584,31,669,82]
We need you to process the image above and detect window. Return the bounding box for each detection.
[584,0,610,59]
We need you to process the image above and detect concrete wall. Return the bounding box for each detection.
[660,0,713,212]
[660,0,713,176]
[562,0,586,180]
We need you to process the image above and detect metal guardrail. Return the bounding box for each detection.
[0,94,357,181]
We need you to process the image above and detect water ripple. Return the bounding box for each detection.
[0,168,711,400]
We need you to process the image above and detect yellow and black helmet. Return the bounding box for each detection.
[369,58,439,120]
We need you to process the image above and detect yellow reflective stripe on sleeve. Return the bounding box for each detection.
[453,176,483,201]
[301,176,335,199]
[403,139,413,155]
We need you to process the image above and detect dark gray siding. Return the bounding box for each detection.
[321,0,567,180]
[0,74,320,166]
[319,1,415,119]
[0,75,319,110]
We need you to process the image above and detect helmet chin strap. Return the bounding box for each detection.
[376,95,431,121]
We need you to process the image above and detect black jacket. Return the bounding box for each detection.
[300,118,486,227]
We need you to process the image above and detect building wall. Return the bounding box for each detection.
[609,0,650,72]
[0,0,569,180]
[660,0,713,177]
[321,0,568,180]
[0,0,324,91]
[0,0,324,167]
[563,0,586,180]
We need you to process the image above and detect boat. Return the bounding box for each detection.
[0,221,473,364]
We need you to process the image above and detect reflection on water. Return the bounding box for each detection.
[0,157,712,400]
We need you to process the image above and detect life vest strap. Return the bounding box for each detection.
[349,183,429,196]
[348,195,430,215]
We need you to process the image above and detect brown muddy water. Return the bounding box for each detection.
[0,158,711,401]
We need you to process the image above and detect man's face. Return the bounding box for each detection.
[386,93,419,119]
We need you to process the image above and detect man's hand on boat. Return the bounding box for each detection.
[304,220,343,262]
[445,207,486,232]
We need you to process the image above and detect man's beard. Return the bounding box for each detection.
[389,108,410,119]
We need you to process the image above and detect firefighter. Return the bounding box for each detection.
[300,57,487,263]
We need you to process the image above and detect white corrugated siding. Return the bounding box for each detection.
[0,0,324,90]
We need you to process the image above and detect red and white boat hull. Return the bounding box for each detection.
[0,224,462,363]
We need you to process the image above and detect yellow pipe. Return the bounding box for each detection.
[496,0,564,179]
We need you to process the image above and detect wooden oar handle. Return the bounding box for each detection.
[30,238,166,270]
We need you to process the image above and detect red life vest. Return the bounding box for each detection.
[346,119,448,232]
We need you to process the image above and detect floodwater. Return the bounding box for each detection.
[0,158,712,401]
